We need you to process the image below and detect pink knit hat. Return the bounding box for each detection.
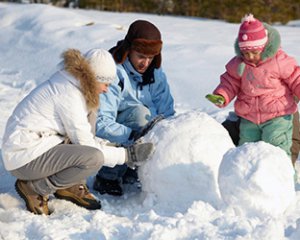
[238,14,268,51]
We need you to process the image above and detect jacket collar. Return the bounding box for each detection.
[122,58,143,83]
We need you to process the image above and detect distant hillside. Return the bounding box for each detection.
[5,0,300,24]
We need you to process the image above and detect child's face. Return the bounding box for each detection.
[242,50,262,65]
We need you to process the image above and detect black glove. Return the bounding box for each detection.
[129,114,165,141]
[129,130,141,142]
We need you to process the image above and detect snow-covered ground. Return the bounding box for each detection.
[1,3,300,239]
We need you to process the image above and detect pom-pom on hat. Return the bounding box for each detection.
[238,14,268,51]
[84,48,116,84]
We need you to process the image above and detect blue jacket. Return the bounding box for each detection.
[96,58,175,144]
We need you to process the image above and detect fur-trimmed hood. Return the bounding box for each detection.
[234,23,281,76]
[62,49,99,110]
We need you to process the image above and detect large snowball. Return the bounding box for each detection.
[218,141,296,218]
[139,111,234,211]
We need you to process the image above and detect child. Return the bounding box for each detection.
[206,14,300,159]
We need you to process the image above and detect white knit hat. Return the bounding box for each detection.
[84,48,116,84]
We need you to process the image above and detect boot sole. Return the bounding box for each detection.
[54,191,101,210]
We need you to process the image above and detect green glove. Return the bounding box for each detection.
[205,94,225,105]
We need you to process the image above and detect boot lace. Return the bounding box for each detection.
[37,195,48,207]
[78,184,90,197]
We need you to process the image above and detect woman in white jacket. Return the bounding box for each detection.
[1,48,154,215]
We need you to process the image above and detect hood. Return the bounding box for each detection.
[62,49,99,110]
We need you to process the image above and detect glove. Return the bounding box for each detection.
[205,94,225,105]
[129,114,165,141]
[126,142,155,169]
[129,130,141,142]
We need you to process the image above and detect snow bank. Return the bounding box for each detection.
[139,111,235,212]
[219,142,296,218]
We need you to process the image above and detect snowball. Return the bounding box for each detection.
[139,111,235,211]
[218,141,296,218]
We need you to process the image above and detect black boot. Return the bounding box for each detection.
[122,167,139,184]
[93,176,123,196]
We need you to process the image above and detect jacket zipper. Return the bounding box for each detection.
[255,96,261,124]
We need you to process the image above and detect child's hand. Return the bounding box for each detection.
[205,94,225,106]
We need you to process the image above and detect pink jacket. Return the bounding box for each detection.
[214,16,300,124]
[214,23,300,124]
[214,48,300,124]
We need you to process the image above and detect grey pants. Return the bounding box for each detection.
[10,144,104,196]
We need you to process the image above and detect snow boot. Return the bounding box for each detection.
[54,184,101,210]
[122,167,139,184]
[93,176,123,196]
[15,179,49,215]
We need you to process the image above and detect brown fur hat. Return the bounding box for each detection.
[112,20,163,68]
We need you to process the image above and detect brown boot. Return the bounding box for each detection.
[54,184,101,210]
[15,180,49,215]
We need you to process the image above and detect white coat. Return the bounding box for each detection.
[2,49,125,171]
